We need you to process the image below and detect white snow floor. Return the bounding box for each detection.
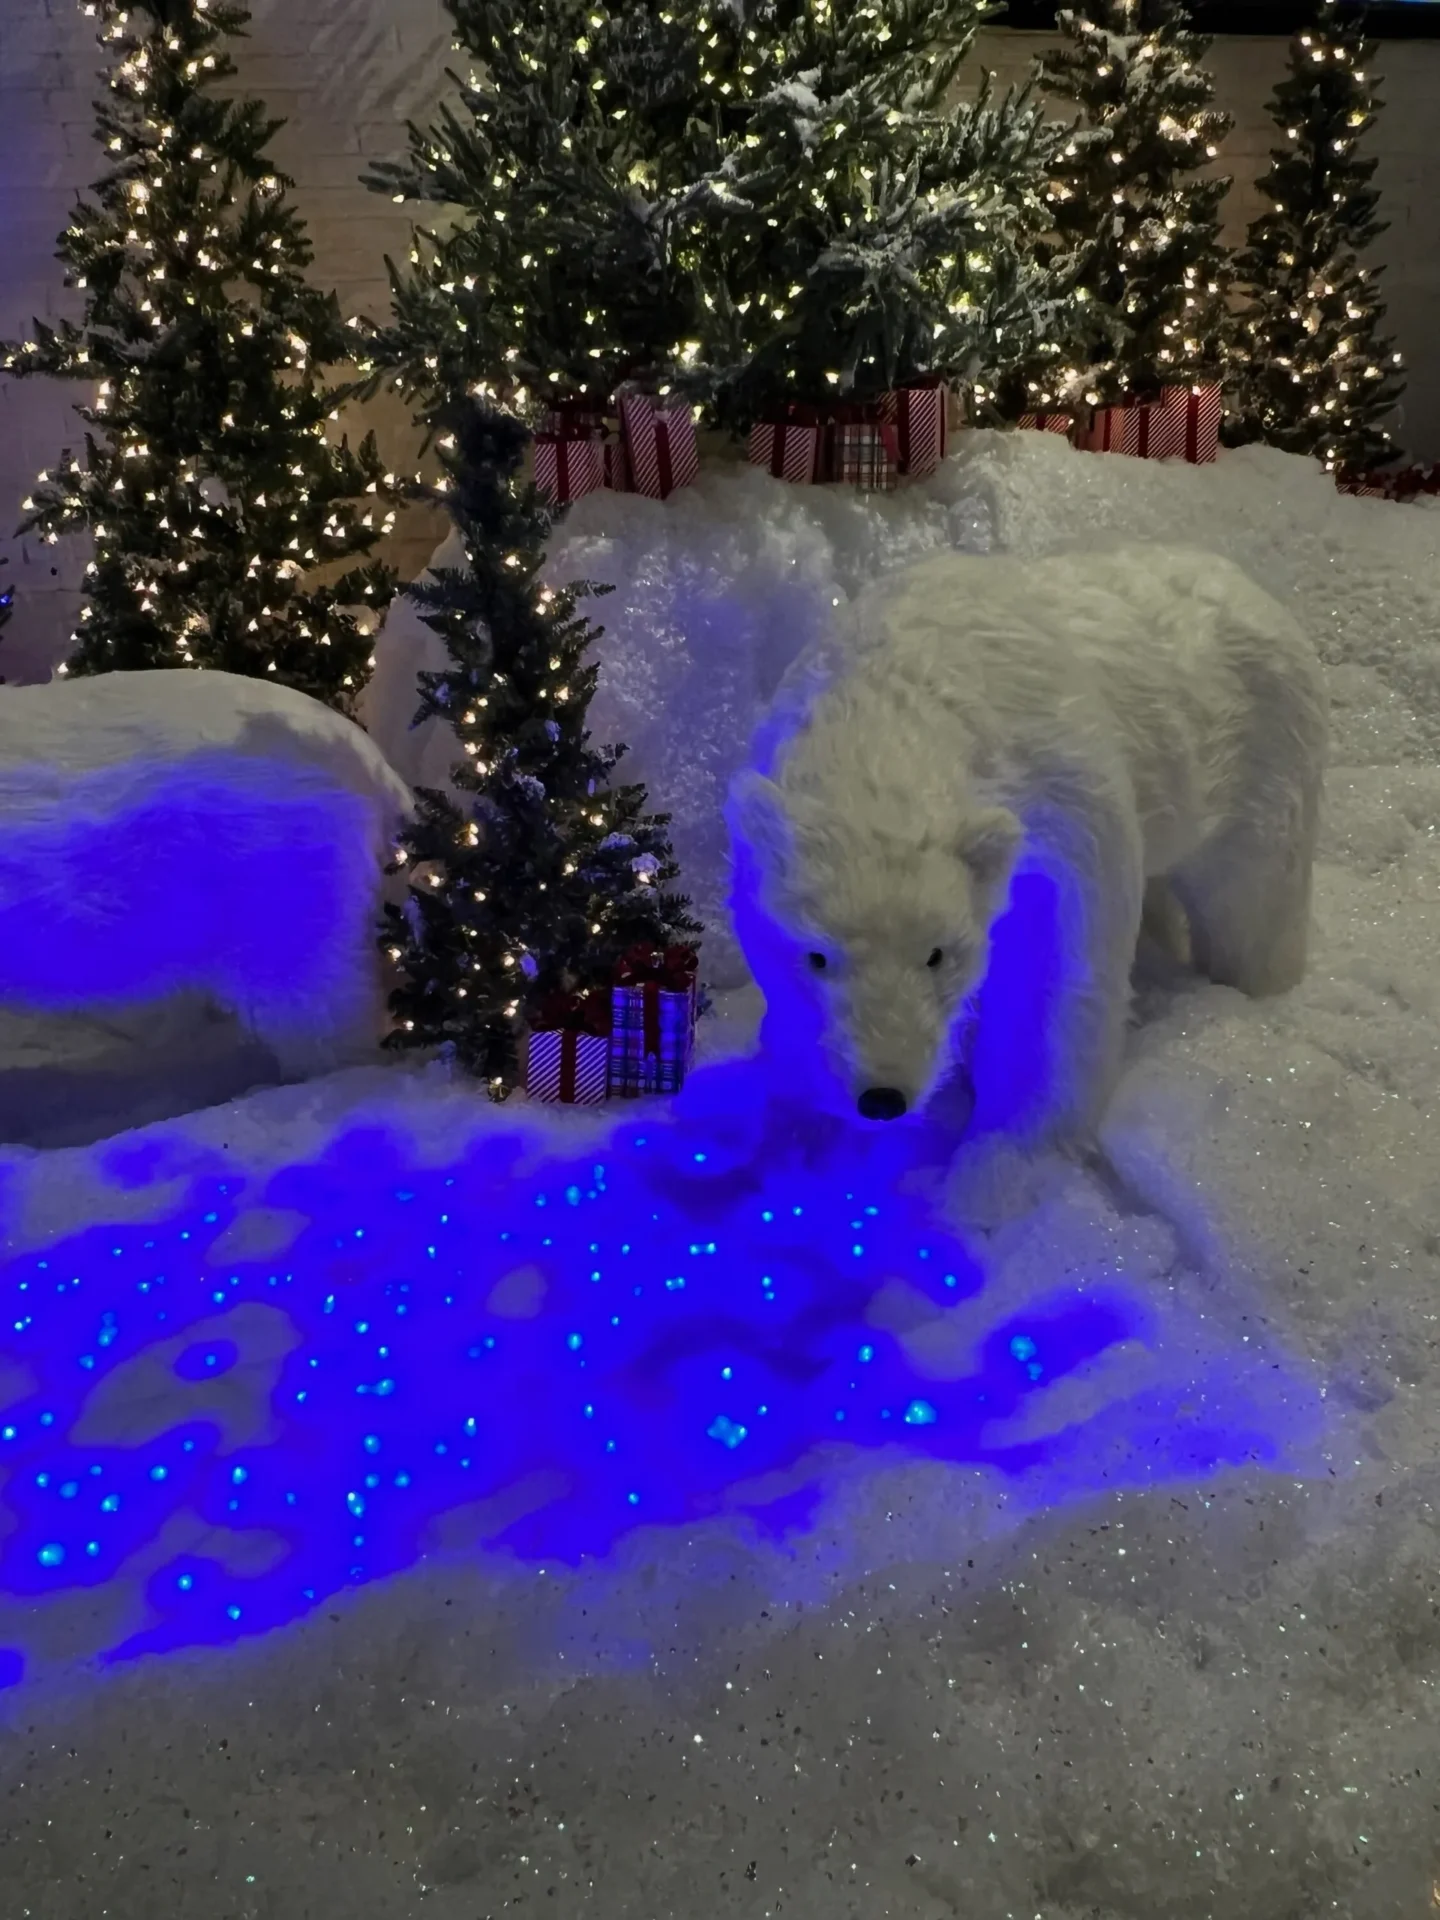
[2,435,1439,1918]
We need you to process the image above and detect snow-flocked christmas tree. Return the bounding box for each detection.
[362,0,1077,427]
[1038,0,1232,407]
[695,0,1079,427]
[382,398,697,1094]
[1229,0,1402,473]
[2,0,396,715]
[361,0,719,418]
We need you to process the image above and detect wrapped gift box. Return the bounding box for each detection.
[525,990,611,1105]
[747,414,823,485]
[617,390,699,500]
[609,943,699,1097]
[880,378,949,478]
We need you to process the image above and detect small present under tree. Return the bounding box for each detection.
[383,397,698,1094]
[696,0,1078,428]
[2,0,395,715]
[1038,0,1232,407]
[1229,0,1403,473]
[361,0,719,418]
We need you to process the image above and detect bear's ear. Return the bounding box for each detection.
[958,807,1022,888]
[727,768,793,869]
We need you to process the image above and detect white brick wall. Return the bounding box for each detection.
[3,7,1436,680]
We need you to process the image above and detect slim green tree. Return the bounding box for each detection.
[1038,0,1232,405]
[1229,0,1402,472]
[383,397,697,1093]
[2,0,395,715]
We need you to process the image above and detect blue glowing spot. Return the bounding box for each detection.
[1,1427,15,1442]
[363,1435,381,1454]
[721,1365,733,1381]
[395,1473,411,1489]
[177,1575,194,1591]
[1010,1333,1039,1363]
[693,1153,706,1164]
[565,1185,582,1206]
[851,1244,863,1257]
[566,1333,583,1351]
[665,1276,686,1292]
[97,1313,118,1348]
[761,1210,774,1223]
[535,1194,548,1208]
[627,1491,640,1505]
[904,1400,938,1427]
[176,1338,237,1380]
[834,1409,846,1422]
[231,1467,247,1485]
[346,1492,365,1518]
[364,1473,380,1490]
[226,1605,241,1621]
[37,1544,64,1568]
[60,1481,78,1499]
[149,1465,168,1482]
[708,1416,748,1449]
[100,1494,119,1513]
[857,1345,875,1363]
[35,1472,49,1488]
[85,1541,100,1557]
[463,1417,478,1437]
[944,1273,958,1288]
[583,1404,595,1419]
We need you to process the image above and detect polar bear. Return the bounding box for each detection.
[729,543,1328,1143]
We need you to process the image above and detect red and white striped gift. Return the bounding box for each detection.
[534,433,606,507]
[747,416,822,484]
[880,378,948,479]
[617,390,699,500]
[525,1028,609,1105]
[1082,385,1221,465]
[1017,412,1075,436]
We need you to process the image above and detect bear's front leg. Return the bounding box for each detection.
[978,774,1145,1152]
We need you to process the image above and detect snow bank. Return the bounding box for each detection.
[6,444,1440,1917]
[0,671,412,1079]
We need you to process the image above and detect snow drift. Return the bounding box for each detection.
[0,670,412,1077]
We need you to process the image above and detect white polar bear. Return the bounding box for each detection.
[729,543,1328,1143]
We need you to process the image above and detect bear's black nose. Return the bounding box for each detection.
[858,1086,907,1121]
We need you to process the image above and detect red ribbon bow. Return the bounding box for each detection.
[533,987,611,1037]
[614,943,699,992]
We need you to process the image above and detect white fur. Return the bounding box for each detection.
[0,671,414,1076]
[730,543,1329,1141]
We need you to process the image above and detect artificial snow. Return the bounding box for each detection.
[0,670,413,1108]
[3,436,1440,1916]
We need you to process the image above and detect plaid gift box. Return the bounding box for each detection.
[1081,385,1220,464]
[747,414,823,485]
[617,389,699,500]
[1017,412,1075,436]
[1337,463,1440,501]
[609,943,700,1097]
[880,378,949,479]
[534,432,606,507]
[525,990,611,1105]
[833,418,900,491]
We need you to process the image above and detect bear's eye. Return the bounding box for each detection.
[807,951,828,972]
[927,947,944,969]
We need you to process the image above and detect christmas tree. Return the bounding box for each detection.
[383,396,697,1094]
[1038,0,1232,406]
[695,0,1078,428]
[362,0,1076,429]
[1229,0,1402,473]
[2,0,395,716]
[361,0,720,418]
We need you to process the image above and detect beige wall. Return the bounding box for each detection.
[3,5,1437,681]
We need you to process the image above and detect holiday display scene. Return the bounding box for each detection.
[1,0,1439,1910]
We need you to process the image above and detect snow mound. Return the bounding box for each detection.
[0,671,413,1085]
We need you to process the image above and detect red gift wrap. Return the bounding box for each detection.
[1017,412,1075,436]
[1081,385,1221,465]
[617,390,699,500]
[534,433,606,507]
[831,409,902,491]
[1337,463,1440,501]
[747,413,823,485]
[880,378,949,478]
[609,943,699,1097]
[526,990,611,1105]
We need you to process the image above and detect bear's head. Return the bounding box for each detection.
[729,768,1021,1122]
